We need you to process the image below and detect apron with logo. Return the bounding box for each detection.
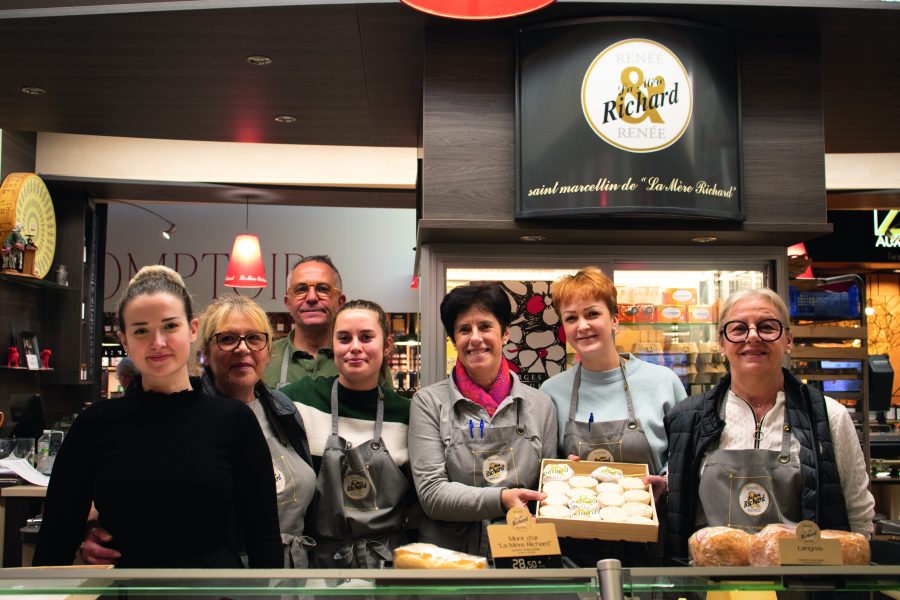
[561,360,660,474]
[559,360,660,566]
[698,400,802,532]
[420,397,542,557]
[263,434,317,568]
[311,380,409,567]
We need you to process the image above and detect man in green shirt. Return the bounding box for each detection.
[263,255,346,388]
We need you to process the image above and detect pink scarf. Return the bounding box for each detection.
[453,357,513,417]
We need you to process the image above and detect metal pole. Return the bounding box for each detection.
[597,558,624,600]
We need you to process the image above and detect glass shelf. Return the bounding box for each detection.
[0,566,897,595]
[0,273,78,292]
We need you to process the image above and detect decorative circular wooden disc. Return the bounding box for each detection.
[0,173,57,278]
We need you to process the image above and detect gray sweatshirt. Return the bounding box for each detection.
[408,372,558,552]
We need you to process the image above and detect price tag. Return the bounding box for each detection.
[778,520,842,565]
[494,555,562,569]
[488,507,562,569]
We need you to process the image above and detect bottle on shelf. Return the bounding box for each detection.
[36,430,52,475]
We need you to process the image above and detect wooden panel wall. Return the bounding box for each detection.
[421,23,829,243]
[0,130,36,180]
[423,26,516,222]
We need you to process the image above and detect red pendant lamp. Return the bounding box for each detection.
[400,0,554,20]
[224,196,267,288]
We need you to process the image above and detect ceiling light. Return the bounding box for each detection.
[691,236,718,243]
[21,86,46,95]
[274,115,296,124]
[246,55,273,66]
[519,235,547,242]
[105,199,176,240]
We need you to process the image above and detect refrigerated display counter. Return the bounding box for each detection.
[1,563,899,597]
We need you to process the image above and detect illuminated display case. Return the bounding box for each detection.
[429,245,778,393]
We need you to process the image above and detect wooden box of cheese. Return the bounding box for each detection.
[535,459,659,543]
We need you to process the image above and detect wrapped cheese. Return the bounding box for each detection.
[394,543,488,569]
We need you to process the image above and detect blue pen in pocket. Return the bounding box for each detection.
[589,412,594,432]
[469,419,475,439]
[479,419,484,439]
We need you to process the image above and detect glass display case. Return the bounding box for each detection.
[435,251,771,394]
[1,565,898,597]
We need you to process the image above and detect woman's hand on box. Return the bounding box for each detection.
[643,475,667,503]
[501,488,546,511]
[566,454,579,461]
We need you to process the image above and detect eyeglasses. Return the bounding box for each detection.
[720,319,786,343]
[289,282,340,299]
[212,331,269,352]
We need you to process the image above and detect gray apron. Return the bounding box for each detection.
[698,398,802,532]
[247,400,317,568]
[277,346,292,389]
[310,380,409,568]
[558,360,661,566]
[265,436,317,568]
[420,397,543,557]
[561,360,659,474]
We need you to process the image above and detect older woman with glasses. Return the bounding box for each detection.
[81,294,316,568]
[664,288,875,562]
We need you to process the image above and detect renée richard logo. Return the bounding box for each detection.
[582,38,693,153]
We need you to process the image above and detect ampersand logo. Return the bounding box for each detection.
[738,482,770,517]
[586,448,615,462]
[274,464,286,494]
[482,454,509,484]
[582,38,693,153]
[343,474,371,500]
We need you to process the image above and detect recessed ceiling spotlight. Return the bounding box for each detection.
[21,86,46,95]
[691,236,718,243]
[519,235,547,242]
[274,115,296,124]
[246,55,273,66]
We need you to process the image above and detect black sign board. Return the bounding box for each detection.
[806,210,900,263]
[517,18,742,221]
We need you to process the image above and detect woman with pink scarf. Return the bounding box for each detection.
[408,284,558,556]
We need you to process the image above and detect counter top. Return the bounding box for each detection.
[0,485,46,498]
[0,565,897,595]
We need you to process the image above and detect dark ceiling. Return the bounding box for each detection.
[0,2,425,148]
[0,1,898,208]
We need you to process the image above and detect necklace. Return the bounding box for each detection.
[731,389,775,411]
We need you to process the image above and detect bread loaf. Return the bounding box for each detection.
[689,526,751,566]
[820,530,870,565]
[748,523,797,566]
[393,543,488,569]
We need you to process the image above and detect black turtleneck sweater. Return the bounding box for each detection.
[33,381,282,568]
